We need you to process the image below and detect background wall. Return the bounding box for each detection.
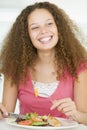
[0,0,87,113]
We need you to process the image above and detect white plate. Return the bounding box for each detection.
[6,117,78,130]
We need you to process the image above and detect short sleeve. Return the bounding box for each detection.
[77,62,87,75]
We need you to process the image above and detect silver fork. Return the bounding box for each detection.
[8,112,26,119]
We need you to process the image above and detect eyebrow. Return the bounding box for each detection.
[29,19,54,27]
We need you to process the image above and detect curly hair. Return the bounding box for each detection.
[0,1,87,84]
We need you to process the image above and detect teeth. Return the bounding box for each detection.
[39,37,51,42]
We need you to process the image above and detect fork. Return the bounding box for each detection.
[8,112,26,119]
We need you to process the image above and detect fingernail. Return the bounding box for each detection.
[5,112,8,116]
[3,111,8,116]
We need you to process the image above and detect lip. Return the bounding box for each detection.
[38,35,53,44]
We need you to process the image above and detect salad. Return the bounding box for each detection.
[15,112,61,127]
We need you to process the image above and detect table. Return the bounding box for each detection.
[0,119,87,130]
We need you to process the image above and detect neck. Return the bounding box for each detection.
[37,50,55,64]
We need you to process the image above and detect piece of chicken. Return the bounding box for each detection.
[47,116,61,126]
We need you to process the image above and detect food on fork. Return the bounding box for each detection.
[15,112,61,127]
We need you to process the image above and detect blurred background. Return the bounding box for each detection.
[0,0,87,112]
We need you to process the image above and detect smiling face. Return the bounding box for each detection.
[28,8,58,52]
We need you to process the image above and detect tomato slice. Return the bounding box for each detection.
[18,120,33,125]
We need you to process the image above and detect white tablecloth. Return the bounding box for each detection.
[0,119,87,130]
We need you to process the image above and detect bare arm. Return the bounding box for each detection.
[74,69,87,124]
[2,76,18,113]
[51,69,87,125]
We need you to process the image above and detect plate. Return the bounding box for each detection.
[6,117,78,130]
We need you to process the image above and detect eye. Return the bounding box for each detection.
[47,22,53,26]
[31,26,39,30]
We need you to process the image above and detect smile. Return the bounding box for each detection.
[39,36,53,44]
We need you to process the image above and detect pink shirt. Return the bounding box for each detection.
[18,63,87,118]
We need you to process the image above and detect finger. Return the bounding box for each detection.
[0,104,8,116]
[50,98,72,110]
[59,105,74,114]
[0,112,4,119]
[58,101,75,111]
[64,110,75,116]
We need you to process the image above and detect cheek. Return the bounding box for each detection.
[29,31,38,41]
[55,29,59,40]
[28,28,35,40]
[29,31,39,47]
[51,26,58,36]
[29,34,35,44]
[54,27,58,35]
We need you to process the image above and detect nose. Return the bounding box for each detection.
[40,26,48,34]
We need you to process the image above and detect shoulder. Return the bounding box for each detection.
[77,62,87,75]
[74,62,87,85]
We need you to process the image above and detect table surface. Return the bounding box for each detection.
[0,118,87,130]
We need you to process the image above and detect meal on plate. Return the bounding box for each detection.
[15,112,61,127]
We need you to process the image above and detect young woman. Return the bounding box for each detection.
[0,2,87,124]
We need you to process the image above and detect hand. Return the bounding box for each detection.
[50,98,79,120]
[0,103,8,119]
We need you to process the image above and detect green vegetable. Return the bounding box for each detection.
[25,113,31,120]
[32,121,48,126]
[25,112,38,120]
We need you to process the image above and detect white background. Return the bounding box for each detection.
[0,0,87,113]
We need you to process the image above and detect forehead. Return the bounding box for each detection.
[28,8,54,24]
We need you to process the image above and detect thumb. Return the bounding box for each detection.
[0,104,8,116]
